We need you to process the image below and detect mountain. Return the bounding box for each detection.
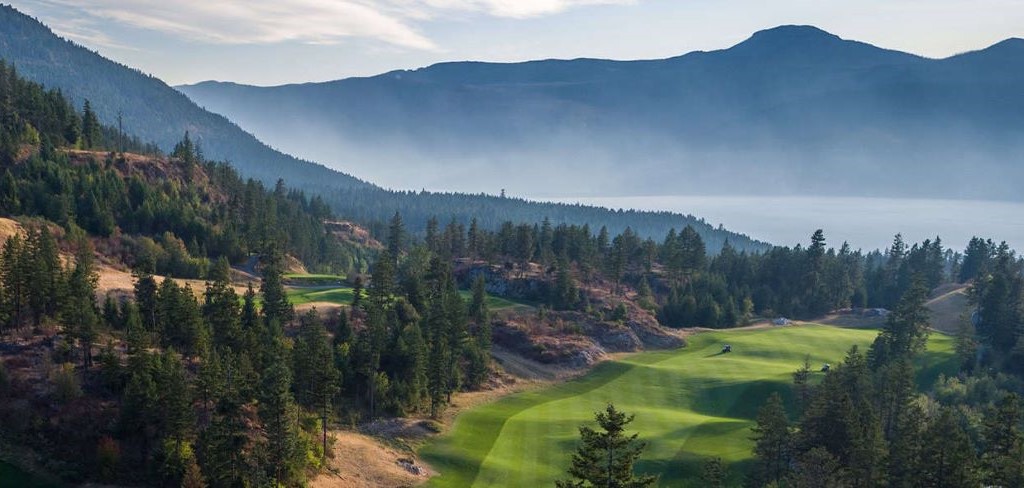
[0,4,368,192]
[0,5,767,252]
[180,25,1024,201]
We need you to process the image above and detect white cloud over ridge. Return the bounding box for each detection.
[37,0,634,50]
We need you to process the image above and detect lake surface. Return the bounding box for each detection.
[547,195,1024,252]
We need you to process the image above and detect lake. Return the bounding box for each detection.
[547,195,1024,252]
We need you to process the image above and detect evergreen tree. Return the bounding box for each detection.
[260,248,294,327]
[981,394,1024,487]
[751,392,792,486]
[259,349,306,485]
[387,212,404,265]
[788,447,850,488]
[792,356,813,416]
[204,257,243,352]
[293,310,341,457]
[920,408,977,488]
[556,404,656,488]
[62,237,99,368]
[699,457,727,488]
[80,99,101,149]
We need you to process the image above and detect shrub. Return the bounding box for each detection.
[50,362,81,404]
[96,436,120,481]
[0,359,9,392]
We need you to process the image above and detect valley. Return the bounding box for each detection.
[0,3,1022,488]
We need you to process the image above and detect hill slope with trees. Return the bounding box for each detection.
[0,4,767,252]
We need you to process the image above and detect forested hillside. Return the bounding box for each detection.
[0,59,371,276]
[0,5,766,252]
[0,5,368,192]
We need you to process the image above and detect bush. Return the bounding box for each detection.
[50,362,81,404]
[419,419,443,434]
[0,359,9,392]
[96,436,120,481]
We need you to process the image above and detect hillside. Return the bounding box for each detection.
[180,26,1024,201]
[0,5,766,251]
[0,5,368,193]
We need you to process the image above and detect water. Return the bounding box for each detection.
[547,195,1024,252]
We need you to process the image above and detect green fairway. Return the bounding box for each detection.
[286,286,357,306]
[284,284,530,311]
[456,289,533,311]
[420,324,957,487]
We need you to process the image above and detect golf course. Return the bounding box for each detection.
[282,274,531,311]
[420,324,958,487]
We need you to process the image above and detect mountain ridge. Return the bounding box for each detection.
[177,25,1024,201]
[0,4,769,252]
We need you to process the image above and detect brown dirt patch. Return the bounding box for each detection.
[311,431,433,488]
[925,285,972,334]
[295,302,345,316]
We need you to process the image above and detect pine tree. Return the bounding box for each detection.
[792,356,813,416]
[751,392,792,486]
[260,248,294,327]
[699,457,727,488]
[981,394,1024,487]
[789,447,850,488]
[425,292,450,418]
[63,237,99,368]
[259,349,306,485]
[81,99,101,149]
[387,212,404,265]
[157,350,193,444]
[204,257,242,352]
[134,267,159,331]
[293,310,341,457]
[920,408,977,488]
[556,403,656,488]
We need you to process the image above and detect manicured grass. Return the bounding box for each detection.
[283,274,347,287]
[286,286,356,306]
[420,324,957,487]
[284,273,347,279]
[283,284,529,311]
[456,290,533,311]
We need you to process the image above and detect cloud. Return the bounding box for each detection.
[28,0,635,51]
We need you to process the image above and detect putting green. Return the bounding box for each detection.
[420,324,957,487]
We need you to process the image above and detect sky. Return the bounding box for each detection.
[10,0,1024,86]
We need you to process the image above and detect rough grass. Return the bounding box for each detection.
[420,324,957,487]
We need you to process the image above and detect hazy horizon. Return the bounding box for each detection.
[11,1,1024,86]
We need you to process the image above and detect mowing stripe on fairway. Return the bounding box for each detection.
[420,324,957,487]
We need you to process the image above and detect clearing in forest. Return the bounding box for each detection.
[420,324,957,487]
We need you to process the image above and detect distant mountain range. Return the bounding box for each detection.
[180,26,1024,201]
[0,5,766,251]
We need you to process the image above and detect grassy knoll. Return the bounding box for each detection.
[420,324,957,487]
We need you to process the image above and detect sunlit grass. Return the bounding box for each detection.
[420,324,957,487]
